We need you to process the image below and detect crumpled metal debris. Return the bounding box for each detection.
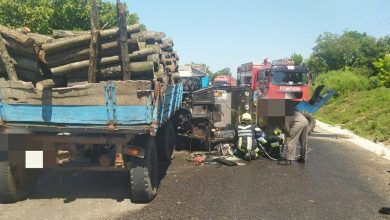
[215,143,234,156]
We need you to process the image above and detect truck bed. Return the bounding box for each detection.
[0,79,182,132]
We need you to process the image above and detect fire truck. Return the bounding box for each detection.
[237,59,335,134]
[238,59,311,102]
[212,75,237,86]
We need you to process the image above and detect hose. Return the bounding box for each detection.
[258,143,279,161]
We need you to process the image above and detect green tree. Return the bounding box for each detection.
[308,31,390,75]
[373,54,390,87]
[0,0,54,34]
[290,52,303,65]
[0,0,140,35]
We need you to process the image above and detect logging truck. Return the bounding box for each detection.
[0,2,181,203]
[0,79,182,204]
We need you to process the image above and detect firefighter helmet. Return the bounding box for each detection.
[241,113,252,121]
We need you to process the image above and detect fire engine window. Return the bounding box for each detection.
[258,70,265,82]
[271,71,308,85]
[244,76,251,84]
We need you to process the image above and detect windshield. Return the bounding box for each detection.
[271,71,308,85]
[213,81,229,86]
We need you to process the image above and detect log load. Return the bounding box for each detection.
[0,7,179,90]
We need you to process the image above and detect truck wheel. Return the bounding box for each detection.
[156,122,176,161]
[0,161,40,203]
[301,112,316,134]
[128,135,158,203]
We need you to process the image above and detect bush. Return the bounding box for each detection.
[315,70,370,96]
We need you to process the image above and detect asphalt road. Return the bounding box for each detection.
[1,126,390,220]
[123,126,390,220]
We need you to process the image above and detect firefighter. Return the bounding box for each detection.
[235,113,262,161]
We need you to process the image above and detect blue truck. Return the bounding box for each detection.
[0,79,183,203]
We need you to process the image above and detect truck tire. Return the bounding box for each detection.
[301,111,316,134]
[181,77,201,92]
[0,161,40,203]
[128,135,158,203]
[156,122,176,161]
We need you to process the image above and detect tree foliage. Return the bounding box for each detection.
[290,53,303,65]
[307,31,390,76]
[0,0,140,35]
[373,54,390,87]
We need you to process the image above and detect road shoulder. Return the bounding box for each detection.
[316,120,390,160]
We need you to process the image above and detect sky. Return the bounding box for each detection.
[120,0,390,76]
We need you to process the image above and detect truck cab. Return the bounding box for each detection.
[251,59,311,102]
[257,63,311,102]
[213,75,237,86]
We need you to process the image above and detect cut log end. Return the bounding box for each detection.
[36,79,55,91]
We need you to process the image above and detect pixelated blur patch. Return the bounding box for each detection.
[25,151,43,168]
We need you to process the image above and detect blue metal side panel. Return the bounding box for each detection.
[2,104,109,124]
[1,104,151,125]
[162,86,174,120]
[175,83,183,111]
[172,84,180,111]
[201,76,209,88]
[114,106,152,125]
[157,83,183,125]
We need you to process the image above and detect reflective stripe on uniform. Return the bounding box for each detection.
[238,130,252,137]
[238,125,251,129]
[247,137,252,151]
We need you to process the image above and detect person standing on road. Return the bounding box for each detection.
[278,111,308,165]
[235,113,262,161]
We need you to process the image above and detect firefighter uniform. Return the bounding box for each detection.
[236,113,261,160]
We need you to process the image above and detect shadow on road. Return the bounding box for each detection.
[28,160,171,203]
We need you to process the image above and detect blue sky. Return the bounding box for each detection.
[121,0,390,75]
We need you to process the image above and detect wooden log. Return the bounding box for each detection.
[27,33,53,44]
[52,30,89,39]
[42,24,142,55]
[116,0,131,80]
[162,37,174,47]
[15,67,38,82]
[13,55,38,72]
[52,25,141,40]
[68,61,155,80]
[0,25,35,47]
[51,56,117,76]
[172,51,179,61]
[138,41,146,49]
[131,31,165,44]
[161,46,173,52]
[2,38,37,57]
[0,34,18,81]
[50,47,161,76]
[44,39,140,67]
[88,0,101,83]
[99,63,154,80]
[36,79,55,91]
[155,64,164,79]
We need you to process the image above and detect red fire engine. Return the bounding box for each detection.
[237,59,311,102]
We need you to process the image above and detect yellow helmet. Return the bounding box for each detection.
[241,113,252,121]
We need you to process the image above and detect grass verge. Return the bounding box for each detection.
[316,87,390,144]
